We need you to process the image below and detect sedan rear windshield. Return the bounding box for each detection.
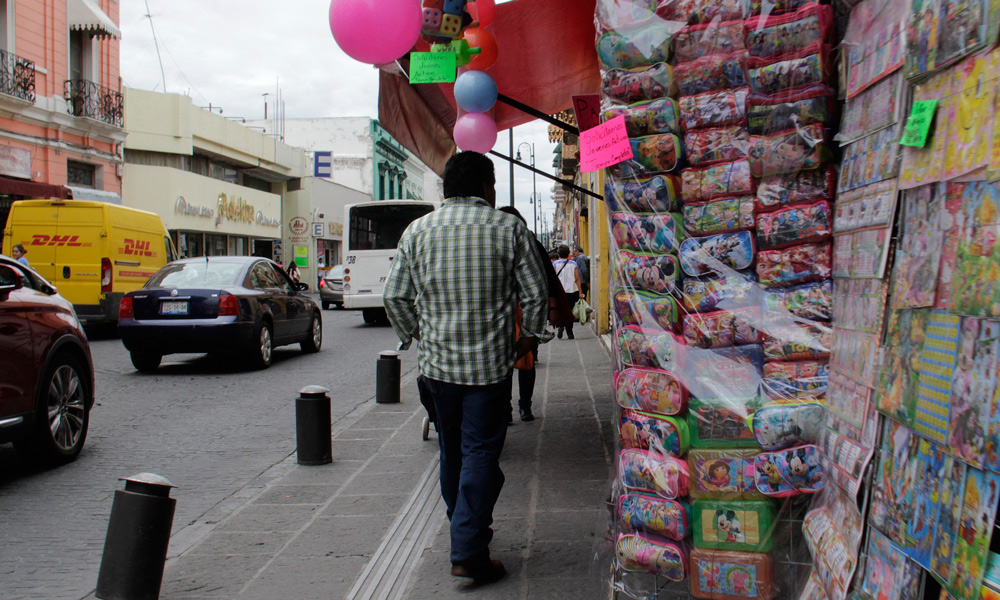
[148,262,243,288]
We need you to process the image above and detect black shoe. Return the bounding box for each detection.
[520,408,535,422]
[451,559,506,585]
[557,328,563,339]
[567,331,575,339]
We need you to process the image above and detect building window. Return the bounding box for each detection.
[241,174,271,193]
[67,160,95,187]
[0,0,9,52]
[69,31,94,82]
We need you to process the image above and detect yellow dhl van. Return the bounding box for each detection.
[3,199,178,322]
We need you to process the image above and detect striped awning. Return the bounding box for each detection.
[68,0,121,39]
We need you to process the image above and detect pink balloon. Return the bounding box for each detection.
[329,0,422,65]
[469,0,496,27]
[453,113,498,154]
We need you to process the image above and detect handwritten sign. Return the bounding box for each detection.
[409,52,457,84]
[580,115,632,173]
[898,99,938,148]
[572,94,602,132]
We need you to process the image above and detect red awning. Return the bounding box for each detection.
[0,176,69,199]
[378,0,600,176]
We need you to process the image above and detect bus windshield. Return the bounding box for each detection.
[348,203,434,251]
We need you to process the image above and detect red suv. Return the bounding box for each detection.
[0,255,94,466]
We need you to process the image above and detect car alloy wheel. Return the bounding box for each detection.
[259,324,273,364]
[47,364,87,452]
[302,314,322,353]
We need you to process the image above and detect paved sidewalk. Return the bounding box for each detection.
[137,327,616,599]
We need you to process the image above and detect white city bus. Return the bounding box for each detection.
[343,199,437,324]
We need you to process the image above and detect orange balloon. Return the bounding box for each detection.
[464,27,497,71]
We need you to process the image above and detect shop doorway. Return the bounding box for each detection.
[252,239,274,259]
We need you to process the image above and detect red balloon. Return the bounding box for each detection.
[464,27,497,71]
[469,0,495,28]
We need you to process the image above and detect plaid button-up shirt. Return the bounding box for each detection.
[383,196,550,386]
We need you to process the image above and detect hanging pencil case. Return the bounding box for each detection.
[762,279,832,320]
[616,532,689,581]
[691,499,776,552]
[746,84,836,135]
[675,52,749,97]
[629,134,684,173]
[620,493,691,541]
[745,0,808,16]
[616,250,680,294]
[685,126,750,166]
[755,242,832,288]
[612,212,685,254]
[679,88,749,131]
[688,397,761,449]
[686,344,765,403]
[755,167,836,212]
[616,324,683,371]
[597,20,674,70]
[748,124,827,178]
[683,307,762,349]
[606,173,680,214]
[744,3,834,58]
[674,20,747,63]
[683,196,756,236]
[746,42,831,95]
[596,0,658,33]
[688,448,763,499]
[682,160,754,203]
[760,319,831,361]
[614,288,680,332]
[619,447,690,499]
[620,409,691,457]
[690,548,777,599]
[679,231,755,277]
[602,62,676,105]
[662,0,747,25]
[762,360,829,400]
[680,271,758,313]
[605,98,681,137]
[616,366,688,415]
[751,401,825,450]
[753,444,825,497]
[755,200,832,249]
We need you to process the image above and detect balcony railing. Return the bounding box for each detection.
[0,48,35,103]
[64,79,123,128]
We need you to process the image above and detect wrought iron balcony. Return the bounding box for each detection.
[0,48,35,103]
[63,79,123,128]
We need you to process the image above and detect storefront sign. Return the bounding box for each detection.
[288,217,308,236]
[329,222,343,236]
[215,192,256,226]
[174,196,215,218]
[0,145,31,179]
[294,245,308,267]
[255,211,280,228]
[312,222,323,237]
[572,94,602,132]
[580,115,632,173]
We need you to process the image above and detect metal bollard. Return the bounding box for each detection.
[95,473,176,600]
[296,385,332,465]
[376,351,401,404]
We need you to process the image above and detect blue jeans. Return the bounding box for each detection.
[424,376,510,564]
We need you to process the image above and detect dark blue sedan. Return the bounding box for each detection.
[118,256,322,372]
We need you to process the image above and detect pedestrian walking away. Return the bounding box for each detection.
[11,243,29,268]
[574,245,590,300]
[383,151,550,586]
[553,244,581,340]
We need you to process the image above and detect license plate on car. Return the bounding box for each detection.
[160,300,188,315]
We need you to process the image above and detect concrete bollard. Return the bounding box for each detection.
[296,385,332,465]
[376,351,401,404]
[95,473,177,600]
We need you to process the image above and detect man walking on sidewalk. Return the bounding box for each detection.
[384,151,550,585]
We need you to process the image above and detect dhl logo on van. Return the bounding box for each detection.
[120,239,156,258]
[30,235,91,247]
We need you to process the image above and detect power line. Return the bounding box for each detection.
[143,0,166,92]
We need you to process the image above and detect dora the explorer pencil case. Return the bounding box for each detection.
[615,366,688,416]
[620,493,691,540]
[614,288,680,333]
[616,532,689,581]
[620,409,691,457]
[688,448,763,500]
[691,499,776,552]
[619,447,690,499]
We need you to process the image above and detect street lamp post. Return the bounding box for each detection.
[515,142,536,234]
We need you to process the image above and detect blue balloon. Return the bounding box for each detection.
[453,71,498,113]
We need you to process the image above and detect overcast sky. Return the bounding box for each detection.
[119,0,561,234]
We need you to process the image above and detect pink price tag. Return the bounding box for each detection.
[580,115,633,173]
[572,94,602,132]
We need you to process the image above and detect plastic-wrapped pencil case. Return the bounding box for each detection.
[682,160,754,203]
[686,126,750,166]
[616,250,679,294]
[675,52,748,96]
[755,167,835,212]
[606,173,680,213]
[683,307,762,348]
[597,20,674,70]
[674,20,747,63]
[615,366,687,415]
[748,124,826,178]
[688,397,760,449]
[604,98,680,137]
[614,288,680,332]
[762,279,832,320]
[620,409,691,456]
[753,444,825,496]
[751,401,825,450]
[616,325,683,371]
[688,448,763,499]
[616,532,689,580]
[686,344,764,403]
[620,493,691,540]
[755,200,831,249]
[746,84,836,135]
[691,499,775,552]
[683,196,755,236]
[744,3,834,58]
[619,447,690,498]
[679,231,755,277]
[602,62,675,105]
[629,134,683,173]
[663,0,747,25]
[690,548,777,599]
[595,0,658,33]
[760,319,831,360]
[755,242,831,287]
[745,0,808,15]
[680,271,757,313]
[679,88,748,131]
[746,42,831,94]
[762,360,829,400]
[612,212,685,254]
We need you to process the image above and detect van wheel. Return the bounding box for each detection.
[363,308,388,325]
[301,313,322,353]
[130,352,161,373]
[14,354,90,466]
[322,301,332,310]
[249,321,273,369]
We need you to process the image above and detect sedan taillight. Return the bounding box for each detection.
[218,293,239,316]
[319,279,325,288]
[101,258,113,292]
[119,296,134,319]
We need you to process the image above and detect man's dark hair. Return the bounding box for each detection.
[575,245,584,253]
[443,151,495,199]
[557,245,570,258]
